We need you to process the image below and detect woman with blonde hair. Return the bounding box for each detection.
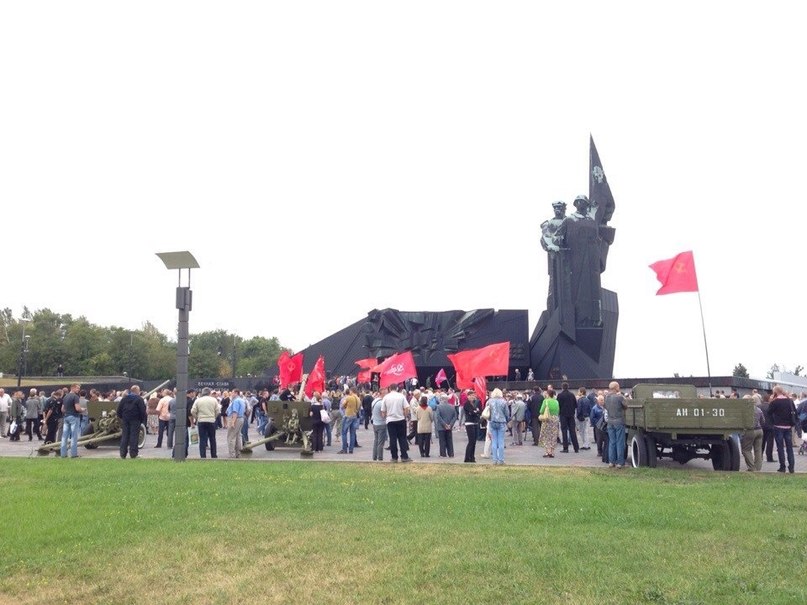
[538,388,560,458]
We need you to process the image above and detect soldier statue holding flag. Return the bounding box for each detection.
[531,136,619,381]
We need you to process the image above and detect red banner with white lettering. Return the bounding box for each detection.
[372,351,417,389]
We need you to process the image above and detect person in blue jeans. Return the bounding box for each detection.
[769,385,796,473]
[604,381,628,468]
[338,388,361,454]
[60,384,85,458]
[487,388,511,465]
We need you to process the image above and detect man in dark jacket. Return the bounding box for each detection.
[758,394,775,463]
[527,387,543,445]
[557,382,579,453]
[117,385,147,459]
[362,392,374,430]
[769,385,796,473]
[576,387,592,450]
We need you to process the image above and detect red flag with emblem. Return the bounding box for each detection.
[278,351,304,388]
[372,351,417,389]
[649,251,699,295]
[435,368,447,386]
[304,355,326,398]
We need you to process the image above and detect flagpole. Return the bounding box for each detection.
[696,290,713,397]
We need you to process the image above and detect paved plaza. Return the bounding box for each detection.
[3,422,803,474]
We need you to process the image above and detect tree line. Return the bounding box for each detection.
[0,307,285,381]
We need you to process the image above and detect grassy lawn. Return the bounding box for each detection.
[1,459,805,605]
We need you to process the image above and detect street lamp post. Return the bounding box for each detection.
[232,334,237,380]
[23,335,30,377]
[16,318,31,389]
[156,251,200,463]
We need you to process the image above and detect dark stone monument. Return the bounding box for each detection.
[530,136,619,380]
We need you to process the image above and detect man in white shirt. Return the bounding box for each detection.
[0,388,12,437]
[381,383,412,463]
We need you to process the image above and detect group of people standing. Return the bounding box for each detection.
[740,386,806,474]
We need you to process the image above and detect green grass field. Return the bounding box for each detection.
[1,459,805,605]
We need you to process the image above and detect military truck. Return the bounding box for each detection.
[625,384,755,471]
[240,399,314,457]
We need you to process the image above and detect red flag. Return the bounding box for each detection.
[649,251,699,295]
[473,376,487,406]
[447,342,510,389]
[355,357,378,385]
[354,357,378,370]
[372,351,417,389]
[277,351,290,387]
[435,368,447,386]
[278,351,304,388]
[304,355,326,398]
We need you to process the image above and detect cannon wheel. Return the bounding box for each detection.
[645,435,658,468]
[264,425,277,451]
[137,424,147,449]
[630,433,648,468]
[82,423,99,449]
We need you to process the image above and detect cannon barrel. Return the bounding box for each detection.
[36,429,121,455]
[240,430,287,454]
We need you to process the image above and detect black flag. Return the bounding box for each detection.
[589,135,615,225]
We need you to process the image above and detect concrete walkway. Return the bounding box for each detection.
[3,422,802,474]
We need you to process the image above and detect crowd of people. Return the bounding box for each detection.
[2,381,805,472]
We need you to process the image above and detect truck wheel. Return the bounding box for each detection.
[631,433,648,468]
[137,424,147,449]
[727,436,741,472]
[645,435,658,468]
[711,442,728,470]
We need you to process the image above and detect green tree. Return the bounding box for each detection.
[0,306,288,381]
[237,336,282,377]
[795,365,804,377]
[732,363,749,378]
[766,364,780,380]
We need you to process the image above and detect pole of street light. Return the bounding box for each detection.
[16,318,31,389]
[156,251,199,463]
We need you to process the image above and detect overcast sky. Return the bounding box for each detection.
[2,2,804,380]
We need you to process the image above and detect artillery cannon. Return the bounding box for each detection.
[37,401,146,456]
[625,384,755,471]
[240,400,314,457]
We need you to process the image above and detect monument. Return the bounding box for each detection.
[530,136,619,380]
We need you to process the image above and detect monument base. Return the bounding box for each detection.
[529,289,618,380]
